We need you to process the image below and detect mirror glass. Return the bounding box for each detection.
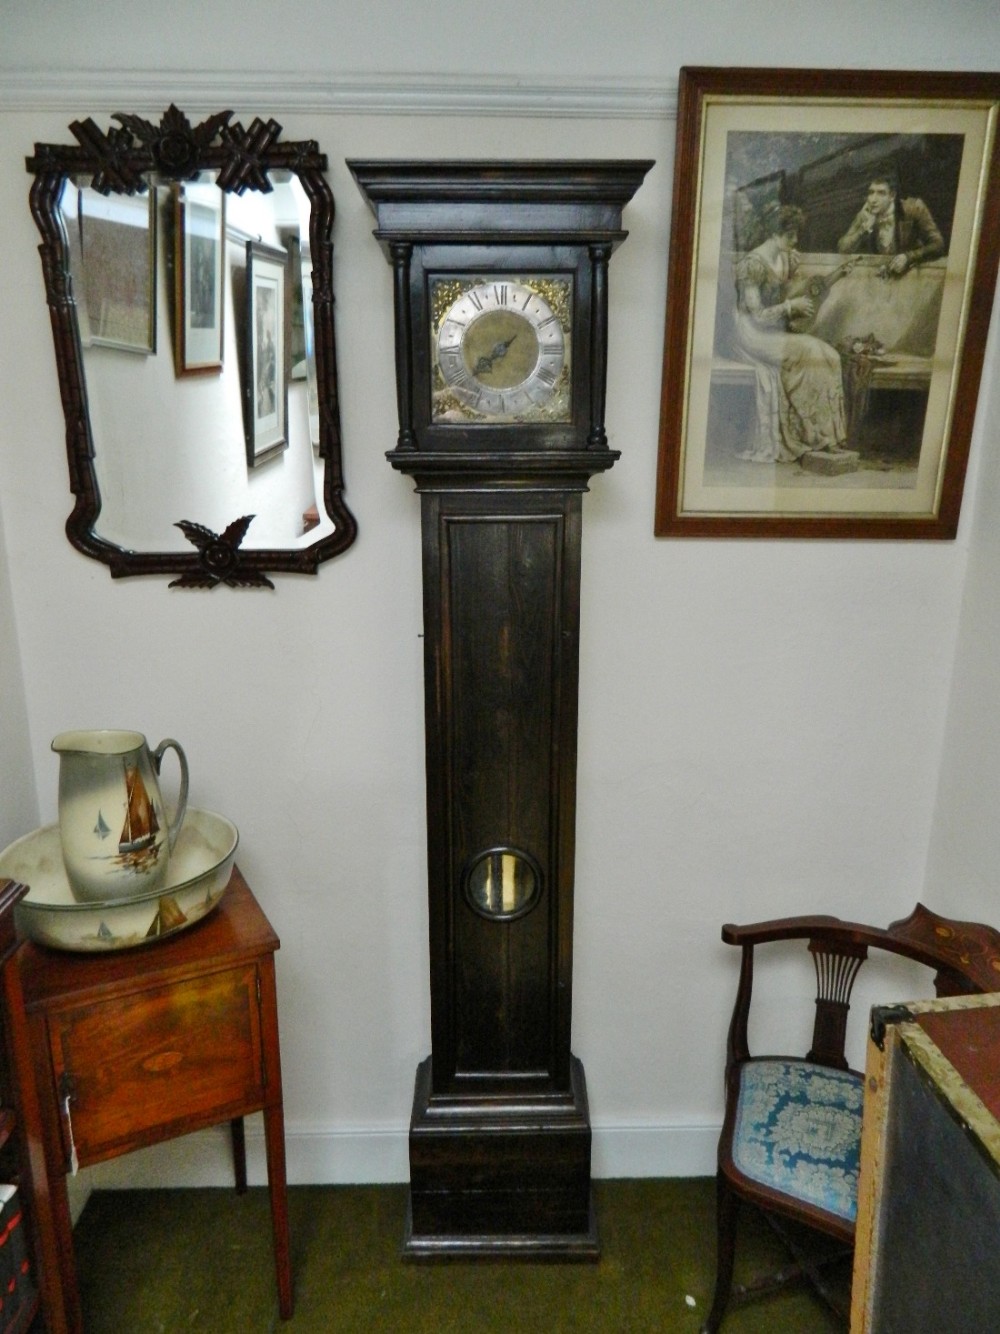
[27,108,356,586]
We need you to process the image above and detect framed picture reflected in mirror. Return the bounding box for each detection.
[76,186,156,355]
[173,179,225,376]
[244,238,288,467]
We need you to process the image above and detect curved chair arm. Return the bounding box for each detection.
[723,916,899,951]
[724,905,1000,991]
[720,904,1000,1079]
[722,915,848,946]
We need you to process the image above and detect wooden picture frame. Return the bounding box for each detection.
[278,225,307,381]
[173,179,225,375]
[244,239,288,467]
[655,68,1000,539]
[299,253,321,450]
[75,186,156,354]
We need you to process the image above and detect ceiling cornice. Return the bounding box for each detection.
[0,69,677,120]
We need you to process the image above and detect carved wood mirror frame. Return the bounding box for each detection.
[26,106,357,587]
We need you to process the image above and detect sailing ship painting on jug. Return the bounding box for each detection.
[116,758,161,864]
[52,730,189,903]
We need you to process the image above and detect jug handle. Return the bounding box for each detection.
[152,738,189,852]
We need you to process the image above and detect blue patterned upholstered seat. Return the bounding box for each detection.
[731,1058,863,1222]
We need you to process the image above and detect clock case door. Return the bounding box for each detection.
[350,160,652,1259]
[421,486,583,1097]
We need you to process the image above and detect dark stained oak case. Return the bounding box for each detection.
[351,160,652,1258]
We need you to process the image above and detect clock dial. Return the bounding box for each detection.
[431,277,572,424]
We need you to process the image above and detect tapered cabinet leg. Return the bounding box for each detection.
[231,1117,247,1194]
[263,1104,293,1319]
[258,956,293,1320]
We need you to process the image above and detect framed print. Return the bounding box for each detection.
[173,179,225,375]
[655,68,1000,539]
[278,226,308,380]
[244,239,288,467]
[76,186,156,354]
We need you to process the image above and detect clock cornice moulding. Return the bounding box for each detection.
[0,68,676,120]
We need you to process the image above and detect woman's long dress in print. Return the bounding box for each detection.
[733,249,848,463]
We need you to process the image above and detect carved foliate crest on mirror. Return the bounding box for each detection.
[27,107,357,587]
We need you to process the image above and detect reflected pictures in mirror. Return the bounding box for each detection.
[244,238,288,467]
[173,179,225,375]
[74,186,156,354]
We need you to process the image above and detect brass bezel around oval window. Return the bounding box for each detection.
[462,845,543,923]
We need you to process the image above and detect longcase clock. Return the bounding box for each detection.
[350,159,652,1258]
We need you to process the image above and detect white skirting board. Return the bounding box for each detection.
[74,1121,720,1198]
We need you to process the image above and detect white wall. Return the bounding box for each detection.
[0,501,37,847]
[925,323,1000,911]
[1,2,998,1190]
[4,0,999,85]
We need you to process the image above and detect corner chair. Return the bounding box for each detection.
[700,902,1000,1332]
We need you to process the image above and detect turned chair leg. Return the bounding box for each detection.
[701,1171,739,1334]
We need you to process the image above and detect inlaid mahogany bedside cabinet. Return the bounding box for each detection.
[15,868,293,1332]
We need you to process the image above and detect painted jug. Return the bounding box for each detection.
[52,730,189,903]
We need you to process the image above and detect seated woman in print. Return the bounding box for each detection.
[733,204,851,464]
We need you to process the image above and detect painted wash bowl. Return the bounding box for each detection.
[0,808,237,952]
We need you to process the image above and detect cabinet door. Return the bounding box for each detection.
[49,964,265,1164]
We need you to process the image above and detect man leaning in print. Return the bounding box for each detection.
[836,175,945,276]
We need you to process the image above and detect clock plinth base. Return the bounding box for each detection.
[402,1195,599,1262]
[404,1056,599,1261]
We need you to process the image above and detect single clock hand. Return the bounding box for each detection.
[474,335,517,376]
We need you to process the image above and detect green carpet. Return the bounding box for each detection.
[72,1179,844,1332]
